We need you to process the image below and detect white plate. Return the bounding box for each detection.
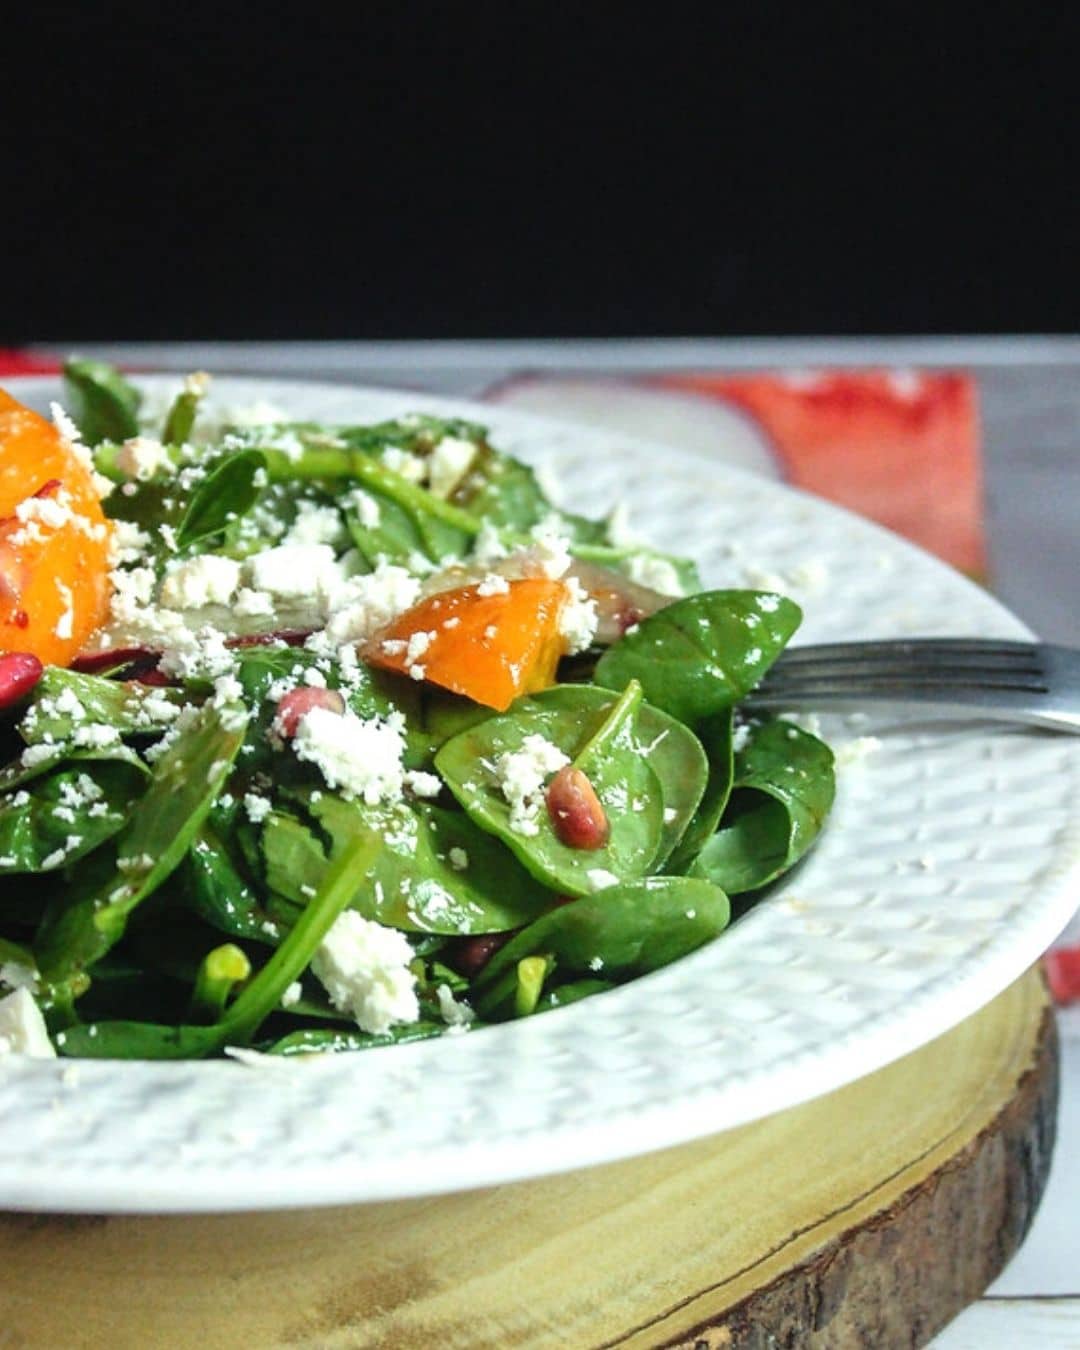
[2,374,1078,1214]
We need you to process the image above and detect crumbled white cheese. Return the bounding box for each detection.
[626,554,684,597]
[448,847,469,871]
[14,489,75,533]
[427,437,477,499]
[381,447,427,483]
[586,868,619,892]
[109,519,151,565]
[54,580,74,639]
[495,734,570,835]
[0,988,55,1058]
[0,961,37,992]
[470,518,508,563]
[115,436,174,482]
[732,723,752,753]
[476,573,510,597]
[157,625,236,680]
[404,769,442,798]
[246,543,344,601]
[292,707,407,805]
[233,587,276,617]
[281,981,302,1009]
[282,501,344,548]
[310,563,422,649]
[436,983,476,1028]
[159,554,242,609]
[343,488,382,530]
[311,911,419,1036]
[243,792,272,824]
[558,575,599,655]
[527,515,573,579]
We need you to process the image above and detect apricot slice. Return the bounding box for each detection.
[0,390,112,666]
[363,577,568,711]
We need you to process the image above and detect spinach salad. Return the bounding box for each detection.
[0,362,835,1060]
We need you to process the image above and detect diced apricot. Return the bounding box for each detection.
[0,390,112,666]
[363,578,568,711]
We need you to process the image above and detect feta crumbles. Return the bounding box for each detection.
[159,554,242,609]
[495,734,571,836]
[0,987,56,1058]
[291,706,409,805]
[310,911,419,1036]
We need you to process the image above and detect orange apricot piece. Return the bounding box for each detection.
[363,577,568,711]
[0,389,112,666]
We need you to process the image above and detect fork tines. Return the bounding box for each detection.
[752,639,1051,701]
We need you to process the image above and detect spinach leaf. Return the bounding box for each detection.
[516,684,709,867]
[18,667,187,745]
[0,759,147,874]
[595,590,802,725]
[664,712,735,873]
[174,823,283,944]
[55,831,379,1058]
[474,875,730,997]
[265,1021,447,1056]
[34,701,248,984]
[263,791,553,934]
[62,358,141,445]
[175,449,267,550]
[435,681,664,897]
[689,719,835,893]
[0,742,145,795]
[344,487,426,568]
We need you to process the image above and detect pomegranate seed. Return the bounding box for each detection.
[1044,946,1080,1006]
[546,765,610,850]
[444,933,510,978]
[0,652,44,709]
[275,685,345,738]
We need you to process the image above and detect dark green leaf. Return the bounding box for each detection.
[62,359,141,445]
[595,590,802,724]
[475,875,730,996]
[0,759,147,874]
[34,701,248,983]
[175,449,267,549]
[263,791,553,934]
[18,667,187,745]
[435,682,665,897]
[689,719,835,893]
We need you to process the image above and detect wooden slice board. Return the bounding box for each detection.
[0,966,1057,1349]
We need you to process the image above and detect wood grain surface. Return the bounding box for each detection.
[0,967,1057,1350]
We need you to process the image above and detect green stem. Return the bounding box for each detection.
[261,446,483,536]
[574,679,642,766]
[220,832,375,1046]
[188,944,251,1023]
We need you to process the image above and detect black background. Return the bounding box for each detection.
[2,6,1076,342]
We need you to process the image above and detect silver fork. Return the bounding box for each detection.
[744,639,1080,733]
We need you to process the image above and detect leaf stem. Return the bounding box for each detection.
[220,832,375,1046]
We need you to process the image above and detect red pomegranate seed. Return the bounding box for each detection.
[444,933,510,978]
[546,765,610,850]
[274,685,346,738]
[1044,946,1080,1006]
[0,652,44,709]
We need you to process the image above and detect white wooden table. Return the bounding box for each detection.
[31,335,1080,1346]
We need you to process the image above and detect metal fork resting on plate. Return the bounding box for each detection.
[744,639,1080,733]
